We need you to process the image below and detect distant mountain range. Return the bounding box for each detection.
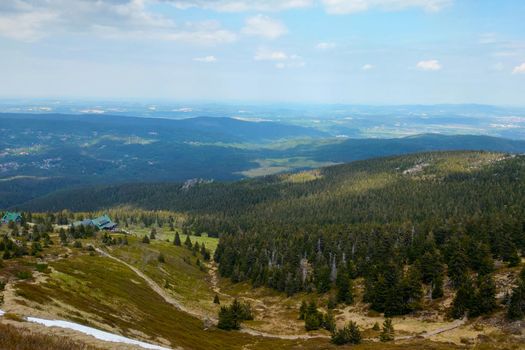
[2,112,525,209]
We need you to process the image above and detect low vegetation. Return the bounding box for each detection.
[0,323,100,350]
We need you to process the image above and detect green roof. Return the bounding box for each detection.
[2,212,22,223]
[91,214,117,230]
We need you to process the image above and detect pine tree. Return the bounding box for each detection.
[218,306,238,330]
[299,300,307,320]
[383,263,404,316]
[507,267,525,320]
[174,232,181,246]
[184,235,192,249]
[142,235,150,244]
[304,312,321,331]
[323,310,336,332]
[450,277,475,319]
[331,321,362,345]
[448,244,468,288]
[336,266,353,305]
[431,273,444,299]
[476,274,497,315]
[379,318,395,342]
[507,283,525,320]
[402,266,423,312]
[149,227,156,240]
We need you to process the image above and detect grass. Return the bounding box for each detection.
[0,323,101,350]
[239,158,339,177]
[14,251,327,349]
[109,236,218,314]
[127,226,219,253]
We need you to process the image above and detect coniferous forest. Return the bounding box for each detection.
[17,151,525,319]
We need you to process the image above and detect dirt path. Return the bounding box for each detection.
[95,248,210,322]
[97,247,472,342]
[97,248,327,340]
[419,317,467,338]
[208,261,267,309]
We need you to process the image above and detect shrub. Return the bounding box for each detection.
[331,321,362,345]
[380,318,395,342]
[217,299,253,330]
[16,271,32,280]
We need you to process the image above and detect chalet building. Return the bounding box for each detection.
[1,212,22,225]
[72,214,117,231]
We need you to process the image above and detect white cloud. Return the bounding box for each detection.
[513,62,525,74]
[0,10,58,41]
[322,0,452,14]
[362,63,374,70]
[242,15,287,39]
[171,0,313,12]
[0,0,237,45]
[193,55,217,62]
[254,48,289,61]
[316,42,336,50]
[254,48,305,68]
[416,59,442,71]
[163,27,237,45]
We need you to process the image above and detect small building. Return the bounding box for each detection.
[92,214,117,231]
[72,214,117,231]
[1,212,22,225]
[72,219,94,228]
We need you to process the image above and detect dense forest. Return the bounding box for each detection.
[10,151,525,319]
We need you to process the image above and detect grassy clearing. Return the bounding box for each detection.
[240,158,339,178]
[127,226,219,253]
[109,236,218,314]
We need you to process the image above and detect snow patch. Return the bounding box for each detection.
[26,316,171,350]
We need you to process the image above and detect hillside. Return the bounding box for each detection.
[2,151,525,349]
[20,151,525,222]
[2,110,525,208]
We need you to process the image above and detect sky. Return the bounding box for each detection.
[0,0,524,105]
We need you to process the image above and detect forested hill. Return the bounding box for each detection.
[20,151,525,229]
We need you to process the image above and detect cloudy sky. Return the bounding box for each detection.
[0,0,524,104]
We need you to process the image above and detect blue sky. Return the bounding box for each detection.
[0,0,524,104]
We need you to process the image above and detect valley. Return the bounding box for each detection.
[1,151,525,349]
[2,112,525,209]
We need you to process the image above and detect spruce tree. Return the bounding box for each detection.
[184,235,192,249]
[476,274,497,315]
[149,227,156,240]
[507,267,525,320]
[214,294,220,304]
[336,266,353,305]
[323,310,336,332]
[431,273,444,299]
[450,277,475,319]
[331,321,361,345]
[507,283,525,320]
[379,318,395,342]
[299,300,307,320]
[174,232,181,246]
[448,244,468,288]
